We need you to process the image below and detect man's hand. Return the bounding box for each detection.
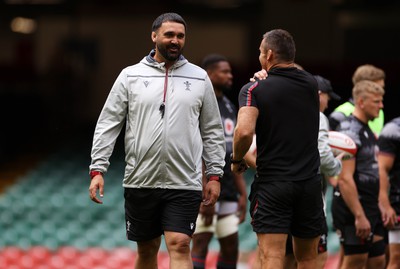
[327,176,338,188]
[380,203,397,230]
[355,215,371,239]
[199,203,215,226]
[202,180,220,206]
[250,69,268,82]
[89,175,104,204]
[335,152,346,161]
[231,160,249,174]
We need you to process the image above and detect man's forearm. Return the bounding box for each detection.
[233,129,253,160]
[339,177,366,219]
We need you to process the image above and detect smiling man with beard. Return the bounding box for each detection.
[88,12,226,269]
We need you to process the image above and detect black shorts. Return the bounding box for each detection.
[332,196,383,234]
[332,197,385,254]
[124,188,202,242]
[249,175,324,238]
[286,220,328,255]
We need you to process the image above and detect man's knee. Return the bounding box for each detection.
[166,231,192,254]
[137,237,162,258]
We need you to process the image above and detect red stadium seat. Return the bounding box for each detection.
[1,246,24,263]
[85,247,109,265]
[56,246,80,263]
[110,247,136,266]
[49,254,67,269]
[28,246,52,264]
[77,253,96,269]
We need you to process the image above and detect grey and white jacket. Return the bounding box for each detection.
[319,112,342,177]
[90,51,226,190]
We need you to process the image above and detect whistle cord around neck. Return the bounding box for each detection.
[159,68,169,118]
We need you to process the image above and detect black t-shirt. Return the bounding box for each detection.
[378,117,400,212]
[238,67,320,181]
[335,115,380,213]
[218,95,239,201]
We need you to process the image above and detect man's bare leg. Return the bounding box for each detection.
[257,233,287,269]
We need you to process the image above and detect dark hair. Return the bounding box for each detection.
[151,12,187,32]
[201,54,228,70]
[262,29,296,62]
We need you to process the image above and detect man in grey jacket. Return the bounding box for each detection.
[88,13,226,269]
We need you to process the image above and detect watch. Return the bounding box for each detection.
[230,153,243,164]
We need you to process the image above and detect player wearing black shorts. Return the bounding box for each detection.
[246,72,342,269]
[378,117,400,269]
[232,29,324,269]
[88,13,226,269]
[331,80,386,268]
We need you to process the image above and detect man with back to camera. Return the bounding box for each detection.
[331,80,386,269]
[88,12,226,269]
[247,70,344,269]
[191,54,247,269]
[231,29,324,269]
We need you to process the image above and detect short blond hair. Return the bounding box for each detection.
[353,80,385,101]
[352,64,385,85]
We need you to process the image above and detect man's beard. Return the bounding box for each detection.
[221,84,232,93]
[215,82,232,93]
[157,43,183,62]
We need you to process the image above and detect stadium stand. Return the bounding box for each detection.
[0,144,339,268]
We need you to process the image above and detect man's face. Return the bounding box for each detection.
[361,92,384,121]
[208,61,233,92]
[319,92,330,112]
[152,21,185,63]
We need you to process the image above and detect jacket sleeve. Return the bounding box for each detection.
[89,70,128,174]
[199,76,226,178]
[319,113,342,177]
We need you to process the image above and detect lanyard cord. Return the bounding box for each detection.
[163,68,168,103]
[159,68,168,118]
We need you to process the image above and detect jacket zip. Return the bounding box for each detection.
[161,67,169,188]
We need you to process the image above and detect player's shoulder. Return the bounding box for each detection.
[182,61,207,74]
[380,117,400,140]
[240,81,260,93]
[175,61,207,79]
[338,116,363,142]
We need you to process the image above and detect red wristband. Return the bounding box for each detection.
[90,171,103,179]
[208,175,220,182]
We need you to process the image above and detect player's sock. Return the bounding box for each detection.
[216,256,237,269]
[192,254,206,269]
